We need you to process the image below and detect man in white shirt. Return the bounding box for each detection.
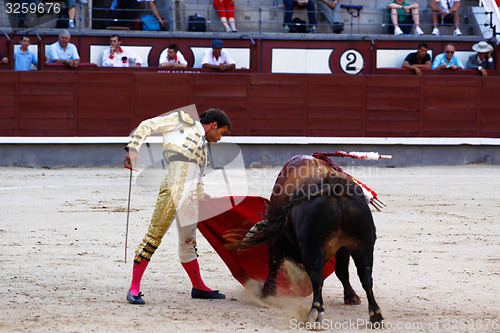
[159,44,187,68]
[201,39,235,71]
[47,30,80,68]
[430,0,461,36]
[102,34,143,67]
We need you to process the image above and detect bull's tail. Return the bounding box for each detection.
[227,185,334,250]
[225,213,288,250]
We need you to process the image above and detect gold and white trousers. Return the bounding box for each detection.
[135,160,203,263]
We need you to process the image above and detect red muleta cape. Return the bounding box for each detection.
[198,196,336,297]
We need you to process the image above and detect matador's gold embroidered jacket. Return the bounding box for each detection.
[127,110,207,167]
[127,110,207,200]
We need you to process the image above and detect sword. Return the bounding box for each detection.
[123,159,137,264]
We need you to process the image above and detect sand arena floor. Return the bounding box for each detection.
[1,164,499,332]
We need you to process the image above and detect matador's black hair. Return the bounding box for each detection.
[199,108,231,132]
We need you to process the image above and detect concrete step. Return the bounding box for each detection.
[177,2,480,35]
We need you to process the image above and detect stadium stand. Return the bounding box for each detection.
[0,0,491,35]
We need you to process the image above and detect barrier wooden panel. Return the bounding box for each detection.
[308,75,365,137]
[249,74,308,136]
[193,74,249,135]
[480,76,500,138]
[365,76,421,137]
[0,73,17,136]
[76,72,133,136]
[17,72,75,136]
[422,77,479,137]
[134,73,192,126]
[3,71,500,138]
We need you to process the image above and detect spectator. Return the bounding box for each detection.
[108,0,164,30]
[1,54,8,64]
[283,0,317,33]
[386,0,423,35]
[466,41,495,77]
[202,39,235,71]
[47,30,80,68]
[213,0,237,32]
[102,34,142,67]
[316,0,344,34]
[138,0,165,29]
[430,0,461,36]
[432,43,463,70]
[108,0,137,29]
[401,42,431,75]
[159,44,187,68]
[18,0,37,28]
[14,35,38,71]
[65,0,77,29]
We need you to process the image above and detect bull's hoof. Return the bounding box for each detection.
[344,294,361,305]
[260,291,274,299]
[308,308,325,323]
[308,301,325,323]
[369,310,384,325]
[261,284,276,299]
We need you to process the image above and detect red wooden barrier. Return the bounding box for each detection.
[1,71,498,138]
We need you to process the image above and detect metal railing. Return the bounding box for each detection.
[0,1,479,35]
[479,0,500,37]
[0,1,91,32]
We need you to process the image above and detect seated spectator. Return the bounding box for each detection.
[17,0,81,28]
[466,41,495,77]
[108,0,164,30]
[17,0,36,28]
[108,0,137,29]
[102,34,142,67]
[283,0,317,33]
[401,42,431,75]
[432,43,463,70]
[14,35,38,71]
[202,39,235,71]
[213,0,237,32]
[68,0,77,29]
[138,0,165,29]
[316,0,344,34]
[1,53,8,64]
[159,44,187,68]
[386,0,423,35]
[430,0,461,36]
[47,30,80,68]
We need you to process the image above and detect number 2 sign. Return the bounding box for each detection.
[339,49,364,75]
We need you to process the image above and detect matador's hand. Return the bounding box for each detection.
[125,149,138,168]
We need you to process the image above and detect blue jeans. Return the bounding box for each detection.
[283,0,317,26]
[18,0,37,22]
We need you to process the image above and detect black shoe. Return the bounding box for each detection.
[191,288,226,299]
[333,22,344,34]
[127,290,145,304]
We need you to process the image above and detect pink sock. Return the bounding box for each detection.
[129,256,149,296]
[181,259,211,291]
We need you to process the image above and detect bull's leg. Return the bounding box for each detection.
[302,248,326,323]
[351,246,384,324]
[335,247,361,305]
[261,252,282,298]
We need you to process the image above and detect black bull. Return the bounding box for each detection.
[237,155,384,324]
